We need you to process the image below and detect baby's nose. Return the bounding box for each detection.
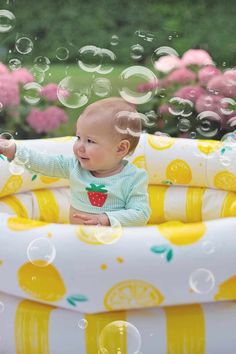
[78,142,85,152]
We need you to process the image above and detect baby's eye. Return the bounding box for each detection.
[88,139,96,144]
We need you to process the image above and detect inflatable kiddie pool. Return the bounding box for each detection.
[0,133,236,353]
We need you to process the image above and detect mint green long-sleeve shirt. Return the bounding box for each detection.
[15,145,151,227]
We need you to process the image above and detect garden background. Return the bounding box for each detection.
[0,0,236,140]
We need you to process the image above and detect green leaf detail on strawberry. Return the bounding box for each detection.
[86,183,108,207]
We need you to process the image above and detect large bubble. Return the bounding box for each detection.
[119,65,158,104]
[0,9,15,33]
[99,321,142,354]
[97,48,116,74]
[78,45,102,73]
[57,76,91,109]
[15,37,34,55]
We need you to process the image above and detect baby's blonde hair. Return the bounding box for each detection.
[81,97,142,155]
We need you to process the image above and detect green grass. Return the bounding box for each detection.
[42,64,148,137]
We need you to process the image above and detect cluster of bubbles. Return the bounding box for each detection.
[78,45,116,74]
[27,238,56,267]
[98,320,142,354]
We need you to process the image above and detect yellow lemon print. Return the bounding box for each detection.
[214,171,236,192]
[18,261,66,302]
[166,159,192,184]
[197,140,221,154]
[221,192,236,217]
[76,225,122,245]
[40,176,61,184]
[157,220,206,246]
[1,195,28,218]
[132,155,147,169]
[148,135,175,150]
[0,175,23,197]
[104,280,164,310]
[7,216,48,231]
[214,275,236,301]
[33,189,60,223]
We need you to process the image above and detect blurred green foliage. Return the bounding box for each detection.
[1,0,236,67]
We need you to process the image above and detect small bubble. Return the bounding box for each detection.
[189,268,215,294]
[15,37,33,55]
[23,82,42,104]
[0,9,15,33]
[27,238,56,267]
[34,56,50,72]
[110,35,119,46]
[130,44,144,61]
[78,318,88,330]
[9,58,21,71]
[56,47,69,61]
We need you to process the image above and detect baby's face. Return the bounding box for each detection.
[73,113,121,172]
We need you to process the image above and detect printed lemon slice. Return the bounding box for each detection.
[214,171,236,191]
[7,216,48,231]
[76,225,122,245]
[166,159,192,184]
[132,155,147,169]
[104,280,164,310]
[33,189,59,223]
[40,176,61,184]
[214,275,236,301]
[0,175,23,197]
[18,261,66,302]
[197,140,221,155]
[148,135,175,150]
[157,220,206,246]
[221,192,236,217]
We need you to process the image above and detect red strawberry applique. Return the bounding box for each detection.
[86,184,108,207]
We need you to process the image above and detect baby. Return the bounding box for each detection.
[0,97,151,227]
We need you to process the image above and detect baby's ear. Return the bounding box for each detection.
[117,139,130,156]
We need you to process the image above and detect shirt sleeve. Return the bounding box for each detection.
[105,169,151,227]
[14,144,73,179]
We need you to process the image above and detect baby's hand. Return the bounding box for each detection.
[0,138,16,159]
[73,213,110,226]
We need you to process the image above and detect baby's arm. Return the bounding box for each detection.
[0,139,72,179]
[105,170,151,227]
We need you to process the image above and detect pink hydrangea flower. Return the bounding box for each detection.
[158,104,170,115]
[223,69,236,80]
[11,68,34,84]
[182,49,214,67]
[0,63,9,74]
[137,79,159,92]
[207,75,236,97]
[174,85,206,103]
[195,94,226,115]
[154,55,182,73]
[26,107,68,133]
[0,74,20,106]
[163,68,196,87]
[41,83,58,101]
[198,65,221,86]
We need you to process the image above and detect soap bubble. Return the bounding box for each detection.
[34,56,50,72]
[78,318,88,330]
[15,37,33,55]
[27,238,56,267]
[130,44,144,61]
[23,82,42,104]
[152,46,179,66]
[92,78,112,97]
[110,35,119,46]
[56,47,69,61]
[168,97,193,117]
[99,321,142,354]
[119,65,158,104]
[189,268,215,294]
[97,48,116,74]
[0,9,15,33]
[9,58,21,71]
[57,76,90,109]
[195,111,221,138]
[220,97,235,115]
[78,45,102,73]
[177,118,191,132]
[29,66,45,83]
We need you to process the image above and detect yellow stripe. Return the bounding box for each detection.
[15,299,54,354]
[33,189,59,223]
[148,185,168,224]
[85,311,127,354]
[186,187,205,222]
[221,191,236,217]
[1,195,28,218]
[164,304,205,354]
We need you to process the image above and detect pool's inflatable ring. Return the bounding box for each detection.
[0,134,236,353]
